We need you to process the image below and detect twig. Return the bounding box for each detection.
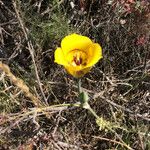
[0,62,41,106]
[12,0,48,105]
[94,94,150,122]
[0,104,71,134]
[57,141,82,150]
[93,136,134,150]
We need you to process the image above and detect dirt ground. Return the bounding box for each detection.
[0,0,150,150]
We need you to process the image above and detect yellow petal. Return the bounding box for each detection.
[61,34,93,55]
[65,66,91,78]
[87,43,102,67]
[54,47,67,65]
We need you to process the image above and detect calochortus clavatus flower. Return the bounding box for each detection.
[54,33,102,78]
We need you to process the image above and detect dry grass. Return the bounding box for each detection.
[0,0,150,149]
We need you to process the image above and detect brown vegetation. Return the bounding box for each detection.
[0,0,150,149]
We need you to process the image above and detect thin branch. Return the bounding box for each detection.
[12,0,48,105]
[94,94,150,122]
[93,136,133,150]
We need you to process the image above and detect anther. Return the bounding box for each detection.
[74,56,82,65]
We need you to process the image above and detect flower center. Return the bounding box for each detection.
[67,50,87,67]
[73,55,82,66]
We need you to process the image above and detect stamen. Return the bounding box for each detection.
[73,56,82,66]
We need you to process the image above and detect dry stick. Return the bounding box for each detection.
[56,141,82,150]
[0,62,40,106]
[0,104,70,134]
[105,97,150,122]
[1,104,69,127]
[12,0,48,105]
[93,94,150,122]
[110,128,133,150]
[93,136,133,150]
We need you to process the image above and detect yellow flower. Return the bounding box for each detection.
[54,33,102,78]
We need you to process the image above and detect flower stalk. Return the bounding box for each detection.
[77,79,99,119]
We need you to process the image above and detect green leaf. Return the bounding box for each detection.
[79,91,89,103]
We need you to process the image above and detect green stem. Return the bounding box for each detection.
[88,106,100,119]
[78,78,82,93]
[77,78,99,119]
